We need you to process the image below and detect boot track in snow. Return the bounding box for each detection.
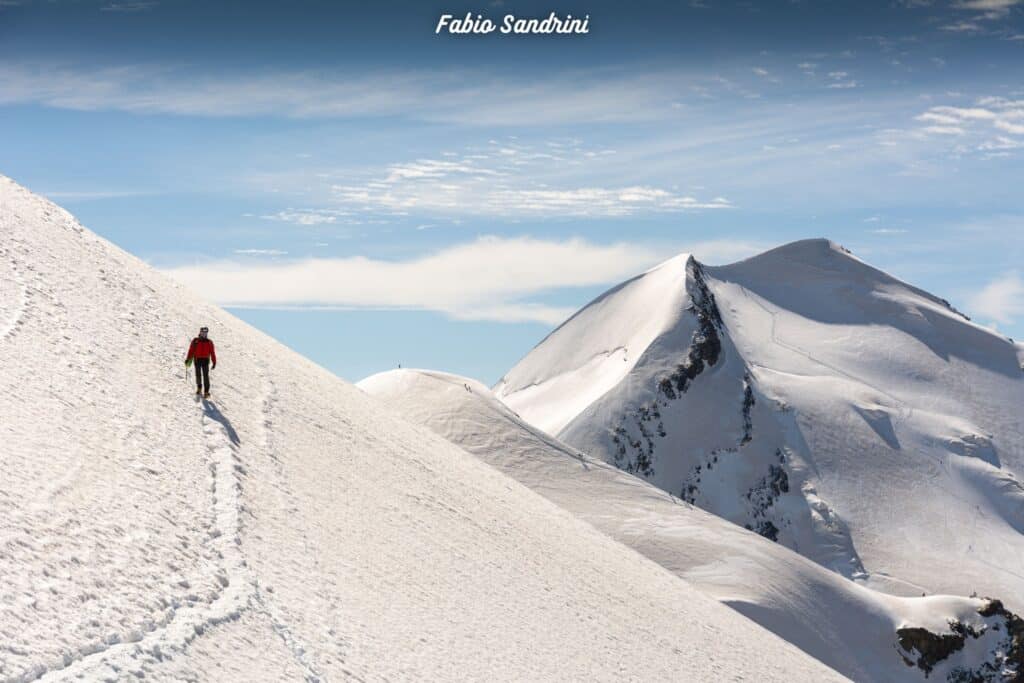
[27,364,325,682]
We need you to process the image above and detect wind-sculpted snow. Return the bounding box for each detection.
[0,176,842,681]
[361,368,1024,682]
[496,239,1024,619]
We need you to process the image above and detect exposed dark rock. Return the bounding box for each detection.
[612,426,628,464]
[658,376,677,400]
[740,375,755,445]
[897,625,968,676]
[613,260,794,545]
[755,520,780,541]
[614,261,725,477]
[977,599,1024,681]
[656,262,723,401]
[896,601,1023,681]
[747,462,789,512]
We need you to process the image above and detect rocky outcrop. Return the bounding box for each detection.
[612,261,724,477]
[896,599,1023,681]
[740,375,755,445]
[613,261,795,542]
[744,451,790,541]
[974,599,1024,681]
[897,624,975,677]
[656,261,723,402]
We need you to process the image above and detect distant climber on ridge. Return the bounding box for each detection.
[185,326,217,398]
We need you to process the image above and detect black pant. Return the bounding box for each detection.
[194,357,211,393]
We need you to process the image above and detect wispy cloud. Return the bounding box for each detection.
[953,0,1021,18]
[915,96,1024,153]
[163,236,763,324]
[0,60,869,128]
[825,71,859,89]
[940,20,985,32]
[968,270,1024,325]
[956,0,1018,7]
[921,125,966,135]
[978,135,1024,150]
[100,1,158,11]
[0,63,718,126]
[334,183,732,218]
[257,208,353,226]
[321,141,733,219]
[233,248,288,256]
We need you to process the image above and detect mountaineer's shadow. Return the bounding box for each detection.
[202,398,240,447]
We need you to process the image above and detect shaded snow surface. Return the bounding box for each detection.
[362,368,1023,682]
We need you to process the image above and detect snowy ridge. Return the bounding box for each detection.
[0,175,843,681]
[496,239,1024,616]
[361,368,1024,682]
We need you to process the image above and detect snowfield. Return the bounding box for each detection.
[0,175,849,681]
[361,368,1024,682]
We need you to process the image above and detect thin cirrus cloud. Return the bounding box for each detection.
[940,20,984,32]
[915,96,1024,151]
[969,270,1024,326]
[257,209,353,226]
[100,1,158,10]
[233,249,288,256]
[825,71,859,89]
[333,182,733,218]
[162,236,764,324]
[953,0,1021,14]
[0,63,703,126]
[325,143,733,218]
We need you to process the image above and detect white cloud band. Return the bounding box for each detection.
[163,236,762,324]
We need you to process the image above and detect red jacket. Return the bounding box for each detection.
[186,337,216,364]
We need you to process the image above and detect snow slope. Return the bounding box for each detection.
[361,368,1024,682]
[495,240,1024,615]
[0,176,847,681]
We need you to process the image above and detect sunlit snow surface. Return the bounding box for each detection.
[0,176,845,682]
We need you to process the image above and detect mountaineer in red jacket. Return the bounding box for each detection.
[185,326,217,398]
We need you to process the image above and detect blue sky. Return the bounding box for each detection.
[1,0,1022,383]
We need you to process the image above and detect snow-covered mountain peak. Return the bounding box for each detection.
[496,238,1024,616]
